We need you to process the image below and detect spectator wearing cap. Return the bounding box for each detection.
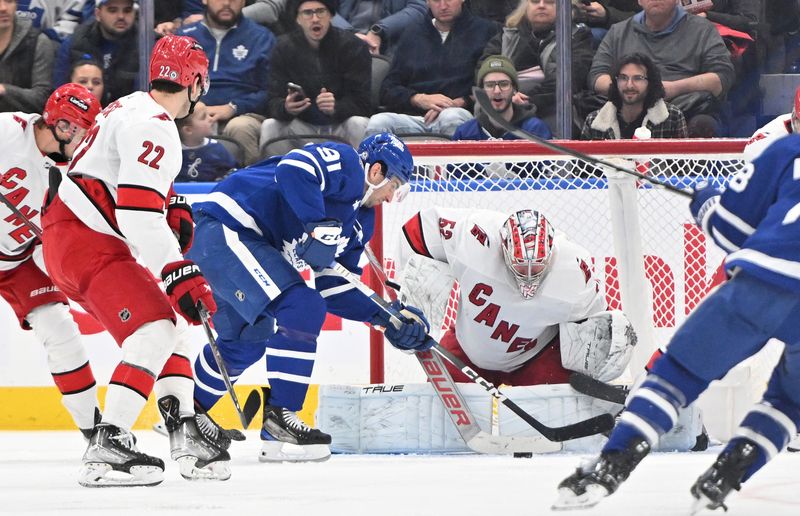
[53,0,139,105]
[177,0,275,165]
[588,0,734,137]
[365,0,498,138]
[581,52,687,140]
[0,0,56,112]
[258,0,372,157]
[452,54,551,141]
[478,0,593,134]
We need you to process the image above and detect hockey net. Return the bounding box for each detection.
[371,138,747,383]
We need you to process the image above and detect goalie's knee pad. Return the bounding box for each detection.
[559,310,636,382]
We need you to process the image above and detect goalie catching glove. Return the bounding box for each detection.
[167,194,194,254]
[298,219,342,272]
[371,301,433,352]
[161,260,217,325]
[559,310,636,382]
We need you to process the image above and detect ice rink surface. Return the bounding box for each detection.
[1,431,799,516]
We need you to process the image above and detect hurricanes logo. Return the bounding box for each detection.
[119,308,131,322]
[232,45,249,61]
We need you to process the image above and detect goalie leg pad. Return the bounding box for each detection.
[559,310,637,382]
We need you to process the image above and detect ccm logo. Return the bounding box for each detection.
[30,286,59,297]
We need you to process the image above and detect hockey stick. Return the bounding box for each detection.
[361,245,559,453]
[472,88,692,198]
[331,262,615,441]
[241,388,264,429]
[198,302,248,429]
[568,372,628,405]
[0,189,43,239]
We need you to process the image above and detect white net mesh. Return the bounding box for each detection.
[375,139,745,380]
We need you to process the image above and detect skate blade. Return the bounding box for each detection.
[78,462,164,488]
[176,456,231,481]
[153,422,168,437]
[551,484,609,511]
[259,441,331,463]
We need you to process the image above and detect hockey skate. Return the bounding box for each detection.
[689,439,758,514]
[552,438,651,510]
[78,424,164,487]
[153,401,245,450]
[157,396,231,481]
[80,407,103,442]
[259,404,331,462]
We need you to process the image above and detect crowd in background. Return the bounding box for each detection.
[1,0,799,181]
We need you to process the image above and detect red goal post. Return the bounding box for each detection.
[368,138,747,383]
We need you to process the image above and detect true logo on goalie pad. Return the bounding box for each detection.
[362,385,405,394]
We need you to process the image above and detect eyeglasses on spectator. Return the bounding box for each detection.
[299,7,330,19]
[484,80,513,91]
[616,74,648,84]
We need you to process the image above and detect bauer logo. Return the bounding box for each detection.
[68,96,89,112]
[30,286,59,297]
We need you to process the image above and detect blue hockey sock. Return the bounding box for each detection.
[193,343,245,411]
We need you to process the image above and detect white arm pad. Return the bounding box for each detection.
[559,310,637,382]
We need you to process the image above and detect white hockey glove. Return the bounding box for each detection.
[559,310,637,382]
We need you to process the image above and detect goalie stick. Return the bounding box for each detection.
[330,262,615,442]
[472,88,692,198]
[568,372,628,405]
[362,245,559,453]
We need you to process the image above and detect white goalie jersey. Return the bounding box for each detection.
[0,112,64,270]
[401,207,606,372]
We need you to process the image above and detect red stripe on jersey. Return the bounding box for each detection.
[0,244,35,262]
[158,353,192,380]
[402,213,432,258]
[109,362,156,400]
[69,175,121,235]
[52,361,96,395]
[117,184,166,213]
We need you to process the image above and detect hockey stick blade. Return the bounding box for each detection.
[241,389,262,429]
[472,88,691,198]
[569,372,628,405]
[330,262,614,442]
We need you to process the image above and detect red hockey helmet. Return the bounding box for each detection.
[42,83,101,130]
[499,209,554,299]
[149,35,210,95]
[792,86,800,134]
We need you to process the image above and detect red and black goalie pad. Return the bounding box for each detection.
[161,260,216,325]
[166,194,194,254]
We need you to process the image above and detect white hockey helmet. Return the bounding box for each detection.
[500,209,554,299]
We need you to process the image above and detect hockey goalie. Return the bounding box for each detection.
[400,207,635,386]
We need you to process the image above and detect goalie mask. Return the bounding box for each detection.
[500,210,554,299]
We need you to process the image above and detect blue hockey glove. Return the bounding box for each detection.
[297,219,342,272]
[689,181,721,227]
[371,301,434,352]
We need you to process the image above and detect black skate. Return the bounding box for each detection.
[552,438,651,510]
[80,407,103,442]
[78,424,164,487]
[690,439,758,513]
[259,404,332,462]
[158,396,231,481]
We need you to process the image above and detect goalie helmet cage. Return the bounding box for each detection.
[368,138,746,384]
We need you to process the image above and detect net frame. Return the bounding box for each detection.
[368,139,747,384]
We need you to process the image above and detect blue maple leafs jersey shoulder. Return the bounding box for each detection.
[707,134,800,291]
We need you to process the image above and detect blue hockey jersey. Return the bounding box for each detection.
[705,134,800,292]
[193,141,379,321]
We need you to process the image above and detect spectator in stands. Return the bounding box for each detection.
[573,1,640,46]
[53,0,138,105]
[581,53,687,140]
[259,0,371,157]
[690,0,759,37]
[466,0,518,24]
[365,0,498,137]
[588,0,734,137]
[177,0,275,165]
[240,0,294,35]
[0,0,56,113]
[177,101,238,182]
[480,0,593,134]
[453,55,551,141]
[332,0,427,56]
[16,0,85,42]
[153,0,206,35]
[68,58,104,103]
